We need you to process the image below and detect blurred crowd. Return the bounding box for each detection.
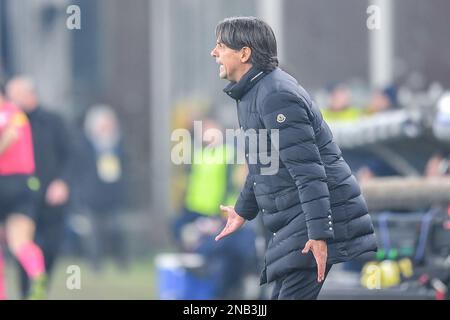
[0,76,130,299]
[313,78,450,182]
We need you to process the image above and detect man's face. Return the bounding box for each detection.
[210,41,243,82]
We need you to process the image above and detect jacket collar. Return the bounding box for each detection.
[223,66,270,100]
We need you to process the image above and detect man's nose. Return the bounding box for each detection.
[210,47,217,57]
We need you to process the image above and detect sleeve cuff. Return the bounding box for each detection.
[235,200,259,221]
[306,218,335,240]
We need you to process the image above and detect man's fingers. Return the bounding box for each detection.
[215,223,230,241]
[215,229,227,241]
[302,241,311,254]
[215,229,231,241]
[314,252,326,282]
[219,205,231,220]
[317,260,325,282]
[216,206,244,241]
[301,240,328,282]
[215,233,223,241]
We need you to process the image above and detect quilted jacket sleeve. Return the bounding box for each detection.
[259,91,334,240]
[234,174,259,221]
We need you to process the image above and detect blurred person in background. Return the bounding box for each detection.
[364,86,397,115]
[72,104,129,270]
[321,84,400,182]
[355,157,400,183]
[0,80,47,299]
[425,152,450,177]
[172,119,235,243]
[172,119,258,299]
[321,84,362,123]
[6,76,72,298]
[355,86,402,182]
[171,99,210,213]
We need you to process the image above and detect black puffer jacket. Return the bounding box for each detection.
[224,67,378,284]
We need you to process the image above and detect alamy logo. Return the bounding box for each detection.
[66,265,81,290]
[364,264,382,290]
[66,5,81,30]
[171,121,280,175]
[366,5,381,30]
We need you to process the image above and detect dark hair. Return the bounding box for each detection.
[215,16,279,71]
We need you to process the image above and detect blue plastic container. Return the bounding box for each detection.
[155,253,216,300]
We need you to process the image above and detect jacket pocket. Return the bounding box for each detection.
[275,189,300,211]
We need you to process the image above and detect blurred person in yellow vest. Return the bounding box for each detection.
[321,84,362,123]
[173,119,239,246]
[170,99,209,213]
[171,119,258,299]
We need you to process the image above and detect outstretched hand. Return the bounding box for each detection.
[215,205,245,241]
[302,239,328,282]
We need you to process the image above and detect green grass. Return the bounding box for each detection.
[4,256,157,300]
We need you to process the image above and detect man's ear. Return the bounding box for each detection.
[240,47,252,64]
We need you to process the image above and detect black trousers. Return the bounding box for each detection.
[270,264,333,300]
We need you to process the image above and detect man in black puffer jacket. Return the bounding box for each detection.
[212,17,378,300]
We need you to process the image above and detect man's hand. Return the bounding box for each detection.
[302,239,328,282]
[215,205,245,241]
[46,179,70,206]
